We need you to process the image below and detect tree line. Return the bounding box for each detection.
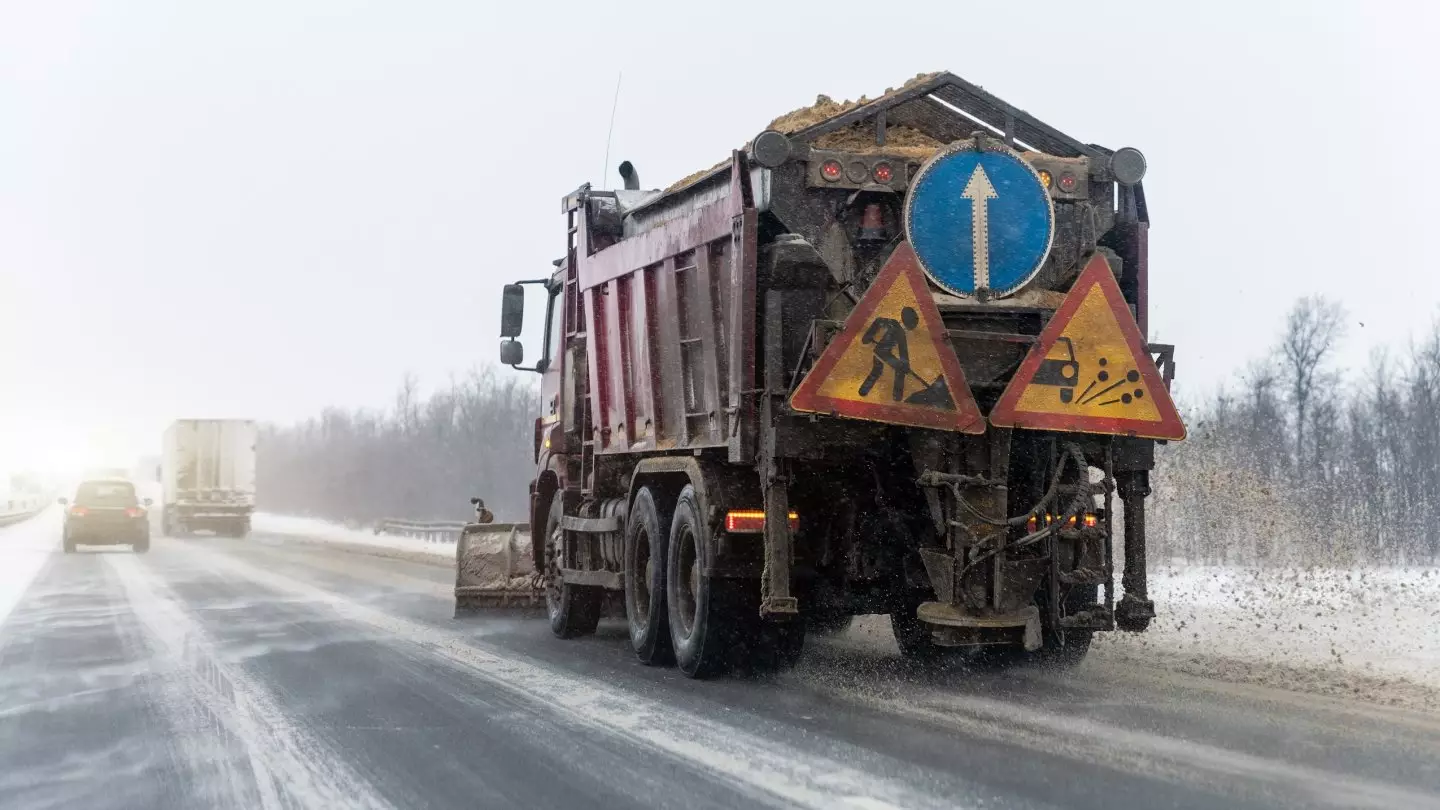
[1152,297,1440,566]
[258,299,1440,566]
[256,369,537,524]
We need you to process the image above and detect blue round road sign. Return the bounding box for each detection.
[904,141,1054,298]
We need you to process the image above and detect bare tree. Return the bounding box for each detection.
[1278,296,1347,473]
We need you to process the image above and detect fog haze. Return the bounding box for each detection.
[3,0,1435,468]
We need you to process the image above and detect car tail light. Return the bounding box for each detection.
[125,507,145,518]
[819,160,842,182]
[872,162,893,183]
[724,509,800,534]
[69,506,88,517]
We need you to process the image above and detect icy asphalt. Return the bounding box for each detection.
[2,514,1438,810]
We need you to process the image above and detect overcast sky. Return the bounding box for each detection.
[2,0,1436,471]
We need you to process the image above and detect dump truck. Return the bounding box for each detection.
[161,419,257,537]
[461,71,1183,677]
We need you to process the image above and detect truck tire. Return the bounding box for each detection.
[544,498,602,639]
[806,612,854,636]
[666,485,745,678]
[134,535,150,554]
[971,585,1096,670]
[890,592,963,663]
[624,486,673,665]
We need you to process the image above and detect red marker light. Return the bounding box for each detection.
[69,506,88,517]
[125,507,145,518]
[1058,172,1078,193]
[725,509,800,534]
[820,160,843,182]
[872,162,893,183]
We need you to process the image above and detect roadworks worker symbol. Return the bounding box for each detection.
[789,243,984,433]
[989,253,1186,440]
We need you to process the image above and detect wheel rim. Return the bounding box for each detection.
[633,524,652,624]
[545,521,564,618]
[675,524,698,636]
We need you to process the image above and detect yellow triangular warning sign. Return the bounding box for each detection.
[790,243,984,433]
[989,253,1186,440]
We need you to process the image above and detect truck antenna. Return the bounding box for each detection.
[602,71,623,187]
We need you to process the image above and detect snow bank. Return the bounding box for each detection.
[1093,565,1440,705]
[0,510,59,627]
[250,513,455,566]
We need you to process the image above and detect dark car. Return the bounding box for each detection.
[58,479,152,553]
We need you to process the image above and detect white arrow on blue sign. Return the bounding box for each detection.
[903,140,1055,299]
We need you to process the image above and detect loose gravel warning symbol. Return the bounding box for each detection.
[989,253,1185,440]
[789,243,984,433]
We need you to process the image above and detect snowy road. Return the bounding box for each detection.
[2,515,1439,810]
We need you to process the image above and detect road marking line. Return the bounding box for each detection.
[830,683,1440,810]
[107,553,395,810]
[175,541,1009,810]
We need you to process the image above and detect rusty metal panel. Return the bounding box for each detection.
[579,198,734,291]
[610,275,635,449]
[677,251,722,445]
[652,258,687,448]
[626,269,656,449]
[727,206,758,463]
[585,286,612,451]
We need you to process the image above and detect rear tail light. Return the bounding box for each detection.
[1024,512,1100,533]
[819,160,843,182]
[125,507,145,518]
[724,509,800,534]
[69,506,88,517]
[871,162,893,183]
[1037,169,1053,189]
[858,203,886,244]
[1057,172,1078,193]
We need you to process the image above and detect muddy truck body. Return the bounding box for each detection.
[470,71,1181,676]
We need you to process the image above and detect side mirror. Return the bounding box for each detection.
[56,497,68,505]
[500,284,526,337]
[500,339,524,366]
[143,498,153,507]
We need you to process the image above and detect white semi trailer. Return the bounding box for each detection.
[161,419,257,537]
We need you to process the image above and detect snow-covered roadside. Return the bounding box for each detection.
[1092,565,1440,707]
[0,510,59,627]
[250,513,456,566]
[834,565,1440,710]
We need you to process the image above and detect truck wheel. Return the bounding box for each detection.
[134,535,150,554]
[624,486,673,665]
[890,595,957,662]
[666,485,744,678]
[972,585,1096,670]
[544,498,601,639]
[806,612,854,636]
[1028,584,1096,669]
[752,618,805,673]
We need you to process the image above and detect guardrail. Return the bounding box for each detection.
[373,519,530,543]
[0,496,49,528]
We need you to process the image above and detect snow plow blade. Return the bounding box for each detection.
[453,522,544,616]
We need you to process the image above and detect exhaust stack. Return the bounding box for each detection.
[618,160,640,190]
